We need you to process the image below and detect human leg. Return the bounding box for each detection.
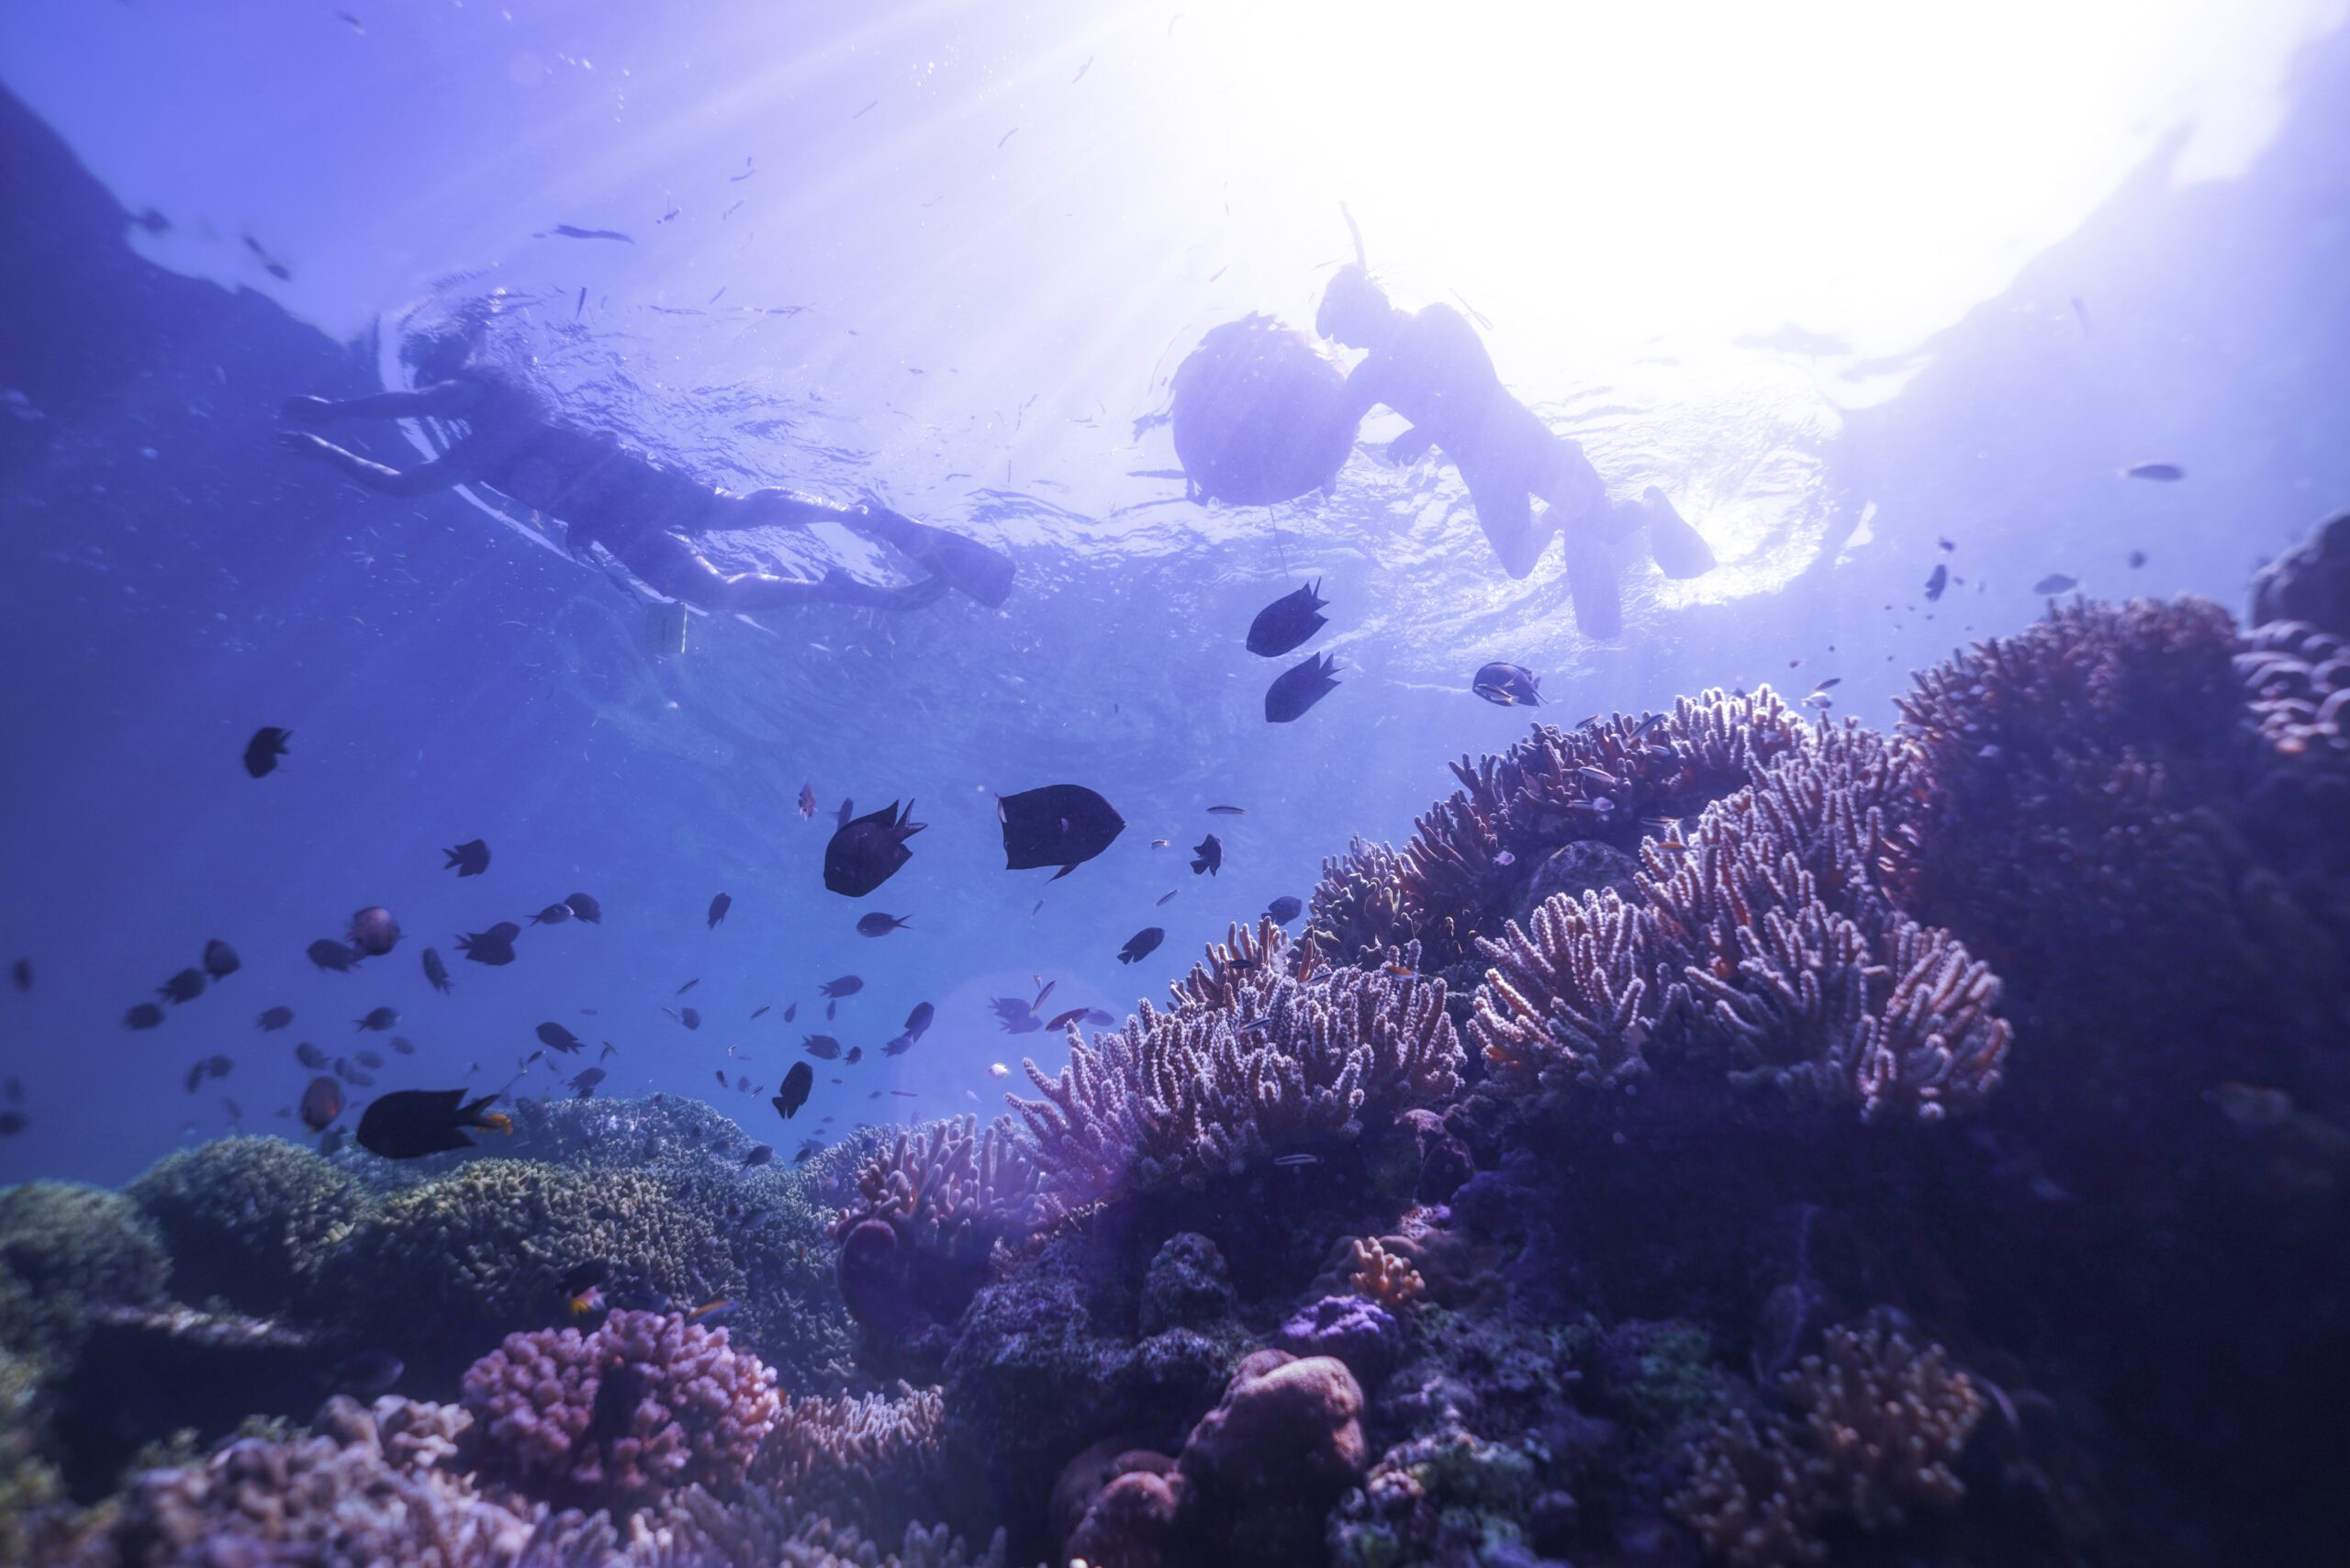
[616,532,942,612]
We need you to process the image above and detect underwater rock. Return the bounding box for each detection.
[1136,1233,1237,1337]
[1178,1350,1367,1562]
[2250,508,2350,635]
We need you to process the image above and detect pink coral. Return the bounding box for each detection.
[460,1308,779,1512]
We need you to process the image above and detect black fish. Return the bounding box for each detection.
[392,1036,416,1055]
[8,959,26,992]
[1247,580,1328,657]
[529,902,572,926]
[243,727,291,778]
[1191,834,1223,877]
[355,1088,508,1159]
[1117,927,1165,965]
[2032,573,2078,595]
[1265,654,1340,722]
[354,1048,385,1069]
[565,893,602,924]
[159,969,207,1003]
[1924,564,1949,601]
[536,1023,586,1053]
[543,223,634,243]
[570,1067,607,1098]
[260,1006,295,1032]
[185,1062,207,1093]
[902,1001,934,1037]
[820,975,863,999]
[299,1076,344,1133]
[296,1042,330,1069]
[998,784,1125,878]
[824,801,925,897]
[2129,549,2148,569]
[708,893,732,929]
[773,1061,814,1118]
[836,798,855,827]
[1472,662,1542,707]
[457,923,521,966]
[801,1034,842,1059]
[354,1006,397,1032]
[1206,804,1247,816]
[1267,895,1303,924]
[679,1007,700,1030]
[584,1361,646,1453]
[742,1144,774,1168]
[1156,890,1178,906]
[1045,1007,1090,1032]
[991,997,1043,1034]
[443,839,491,877]
[206,1054,233,1079]
[856,913,911,936]
[202,940,241,980]
[2122,461,2183,482]
[750,1004,769,1019]
[794,1139,822,1163]
[126,1002,165,1029]
[330,1350,405,1398]
[334,1058,375,1088]
[422,948,452,994]
[782,1002,798,1022]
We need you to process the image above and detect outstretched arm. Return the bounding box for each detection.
[277,431,472,497]
[281,380,479,426]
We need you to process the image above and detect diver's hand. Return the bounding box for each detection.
[281,396,336,425]
[277,430,333,459]
[1387,426,1436,465]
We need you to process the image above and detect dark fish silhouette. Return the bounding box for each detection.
[1247,580,1328,657]
[356,1088,509,1159]
[299,1076,344,1132]
[2032,573,2079,595]
[422,948,452,993]
[991,997,1043,1034]
[570,1067,607,1098]
[202,939,241,980]
[819,975,864,998]
[1118,927,1165,965]
[159,969,207,1003]
[536,1022,585,1053]
[330,1350,405,1398]
[259,1006,295,1032]
[354,1006,397,1032]
[801,1035,842,1059]
[773,1061,814,1118]
[296,1042,330,1070]
[184,1061,206,1093]
[679,1008,700,1030]
[677,979,700,994]
[529,902,572,927]
[998,784,1125,878]
[565,892,602,924]
[1045,1007,1091,1032]
[1472,662,1542,707]
[348,907,400,957]
[443,839,491,877]
[856,913,911,936]
[1267,895,1303,924]
[542,224,634,242]
[393,1036,417,1055]
[1191,834,1223,877]
[743,1144,774,1167]
[824,801,925,897]
[2122,462,2184,482]
[837,798,855,827]
[782,1002,798,1022]
[1156,890,1178,906]
[1265,654,1340,722]
[353,1049,384,1069]
[750,1004,770,1019]
[308,939,362,973]
[1925,564,1949,601]
[902,1001,934,1037]
[798,785,818,819]
[334,1058,375,1088]
[243,727,291,778]
[708,893,733,928]
[457,923,521,966]
[8,959,26,992]
[794,1138,822,1163]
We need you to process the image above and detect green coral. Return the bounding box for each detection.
[0,1182,169,1366]
[126,1137,366,1315]
[0,1350,62,1563]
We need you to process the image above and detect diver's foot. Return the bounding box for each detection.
[1641,486,1718,579]
[853,502,1015,608]
[1563,529,1624,641]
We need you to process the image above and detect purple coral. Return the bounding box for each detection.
[1279,1293,1404,1383]
[830,1115,1054,1336]
[460,1307,779,1512]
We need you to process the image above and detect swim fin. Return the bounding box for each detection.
[1641,487,1718,579]
[856,504,1016,608]
[1563,527,1624,641]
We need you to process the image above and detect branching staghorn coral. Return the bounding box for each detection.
[1472,724,2009,1125]
[830,1117,1055,1266]
[1011,928,1462,1201]
[755,1383,947,1538]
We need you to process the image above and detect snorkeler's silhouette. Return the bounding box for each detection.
[277,313,1014,613]
[1315,265,1715,638]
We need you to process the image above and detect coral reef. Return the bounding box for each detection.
[0,1183,170,1369]
[2249,507,2350,634]
[461,1308,780,1513]
[125,1136,363,1316]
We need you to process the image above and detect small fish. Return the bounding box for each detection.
[561,1259,612,1318]
[202,939,241,980]
[2032,574,2078,595]
[998,784,1125,879]
[2129,549,2148,568]
[1265,654,1341,722]
[742,1145,773,1168]
[334,1058,375,1088]
[354,1006,397,1032]
[565,893,602,924]
[1151,839,1171,849]
[845,1045,864,1064]
[890,1090,919,1099]
[1271,1153,1320,1168]
[1266,896,1302,924]
[536,1022,586,1053]
[1472,662,1543,707]
[542,224,634,243]
[574,286,587,319]
[8,959,26,992]
[598,1042,616,1059]
[569,1067,607,1098]
[801,1035,842,1060]
[392,1036,416,1056]
[680,1007,701,1030]
[296,1042,330,1069]
[1118,927,1165,966]
[1574,766,1617,788]
[457,922,521,966]
[422,948,452,994]
[442,839,491,877]
[2121,462,2184,482]
[783,1002,798,1022]
[1206,804,1247,816]
[203,1053,234,1080]
[708,893,733,929]
[1156,890,1178,906]
[1247,580,1328,657]
[825,801,925,897]
[1191,834,1223,877]
[686,1297,740,1326]
[991,997,1043,1034]
[185,1061,207,1093]
[856,913,911,936]
[529,902,572,927]
[305,939,360,974]
[677,979,700,995]
[819,975,864,998]
[750,1004,770,1019]
[1811,678,1841,693]
[159,969,207,1003]
[125,1002,165,1030]
[1045,1006,1091,1032]
[1494,850,1516,868]
[299,1075,344,1132]
[330,1350,404,1398]
[715,1070,727,1088]
[1925,564,1949,601]
[1937,537,1956,552]
[794,1138,823,1162]
[773,1061,815,1118]
[798,784,818,820]
[902,1001,934,1038]
[243,726,291,778]
[355,1088,509,1159]
[0,1112,23,1137]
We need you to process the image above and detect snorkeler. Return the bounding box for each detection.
[1315,265,1716,638]
[276,312,1014,613]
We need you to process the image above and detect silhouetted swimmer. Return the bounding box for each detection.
[277,308,1014,613]
[1315,266,1716,638]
